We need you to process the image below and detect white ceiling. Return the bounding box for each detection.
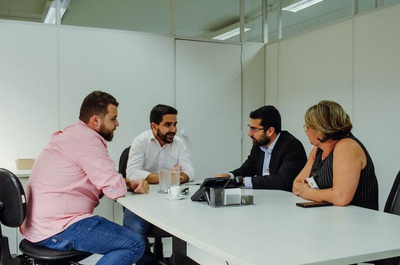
[0,0,396,42]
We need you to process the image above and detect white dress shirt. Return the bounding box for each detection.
[126,130,195,181]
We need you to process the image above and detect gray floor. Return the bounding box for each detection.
[81,238,172,264]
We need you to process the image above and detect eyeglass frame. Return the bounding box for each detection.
[247,124,265,133]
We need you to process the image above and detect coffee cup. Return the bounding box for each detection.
[168,186,183,198]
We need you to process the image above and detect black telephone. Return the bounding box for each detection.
[191,177,239,202]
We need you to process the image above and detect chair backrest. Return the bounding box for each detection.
[0,168,26,228]
[384,170,400,215]
[118,146,130,178]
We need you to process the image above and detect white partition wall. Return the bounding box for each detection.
[242,43,266,161]
[0,22,59,171]
[277,20,354,155]
[176,40,242,179]
[353,6,400,204]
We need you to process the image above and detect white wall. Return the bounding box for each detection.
[176,40,242,178]
[242,43,266,161]
[266,4,400,210]
[0,22,59,170]
[353,5,400,209]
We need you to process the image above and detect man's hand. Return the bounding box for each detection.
[172,164,190,183]
[179,172,190,183]
[127,179,149,194]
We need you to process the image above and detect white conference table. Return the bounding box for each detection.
[117,185,400,265]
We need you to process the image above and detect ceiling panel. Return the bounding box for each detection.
[0,0,47,21]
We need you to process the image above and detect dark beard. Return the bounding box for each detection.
[157,129,175,144]
[254,135,270,146]
[98,124,114,142]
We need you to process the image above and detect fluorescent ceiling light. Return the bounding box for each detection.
[283,0,323,12]
[212,27,251,41]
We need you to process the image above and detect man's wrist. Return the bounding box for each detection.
[234,176,244,186]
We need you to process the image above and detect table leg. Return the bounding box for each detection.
[172,236,199,265]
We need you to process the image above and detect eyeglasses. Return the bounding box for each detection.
[247,124,265,132]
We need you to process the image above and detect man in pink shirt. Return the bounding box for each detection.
[20,91,148,265]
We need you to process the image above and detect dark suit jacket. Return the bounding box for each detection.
[230,131,307,192]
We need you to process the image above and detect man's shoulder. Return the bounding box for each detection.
[279,131,300,141]
[133,130,152,141]
[62,121,105,145]
[276,131,304,147]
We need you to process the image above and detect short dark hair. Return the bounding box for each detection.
[79,91,119,124]
[150,104,178,125]
[249,105,281,133]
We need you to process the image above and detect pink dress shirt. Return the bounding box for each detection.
[20,121,127,242]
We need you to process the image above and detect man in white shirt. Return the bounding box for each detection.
[124,104,194,265]
[126,105,194,183]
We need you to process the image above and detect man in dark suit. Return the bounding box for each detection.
[218,105,307,191]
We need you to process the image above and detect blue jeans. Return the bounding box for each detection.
[37,216,145,265]
[123,209,158,265]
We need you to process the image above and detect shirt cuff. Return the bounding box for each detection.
[244,177,253,188]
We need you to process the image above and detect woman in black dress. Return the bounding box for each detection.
[292,100,378,210]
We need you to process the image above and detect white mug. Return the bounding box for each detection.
[168,186,183,198]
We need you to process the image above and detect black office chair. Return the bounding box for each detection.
[366,170,400,265]
[119,146,172,262]
[0,168,91,265]
[383,170,400,215]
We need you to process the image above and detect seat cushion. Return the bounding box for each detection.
[19,239,91,261]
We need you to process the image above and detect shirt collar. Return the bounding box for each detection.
[149,129,170,148]
[260,133,281,154]
[77,120,107,147]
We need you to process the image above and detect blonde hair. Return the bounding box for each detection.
[305,100,352,142]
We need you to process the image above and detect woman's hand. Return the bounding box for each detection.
[293,180,312,199]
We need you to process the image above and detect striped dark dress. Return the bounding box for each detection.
[311,133,379,210]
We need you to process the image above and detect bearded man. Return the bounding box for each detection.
[124,104,194,265]
[217,105,306,191]
[21,91,147,265]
